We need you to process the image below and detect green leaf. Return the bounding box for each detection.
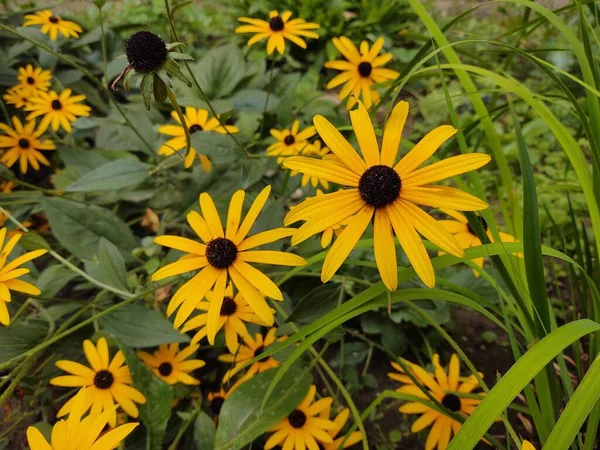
[0,322,48,364]
[117,341,173,450]
[17,233,50,251]
[215,368,312,450]
[96,238,129,293]
[36,265,78,298]
[194,411,216,450]
[59,146,110,175]
[190,132,245,166]
[153,74,167,103]
[239,159,265,189]
[287,284,342,324]
[65,159,152,192]
[100,305,189,348]
[196,44,246,99]
[140,74,154,111]
[40,196,136,260]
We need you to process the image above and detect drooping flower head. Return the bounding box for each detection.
[25,89,91,133]
[23,10,82,41]
[151,186,306,342]
[0,117,55,174]
[16,65,52,96]
[284,100,490,290]
[267,120,316,163]
[125,31,169,73]
[137,343,205,385]
[236,10,319,55]
[325,37,399,109]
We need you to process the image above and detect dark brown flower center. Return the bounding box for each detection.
[220,297,237,316]
[358,61,373,77]
[189,124,203,134]
[158,362,173,376]
[26,77,35,85]
[206,237,238,269]
[467,216,488,235]
[284,135,295,146]
[93,370,114,389]
[269,16,284,32]
[49,16,60,24]
[358,165,402,208]
[125,30,168,73]
[288,409,307,428]
[18,138,30,149]
[210,396,225,415]
[254,345,264,358]
[442,394,461,412]
[51,99,62,110]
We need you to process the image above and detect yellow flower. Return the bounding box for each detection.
[158,107,239,170]
[3,87,30,109]
[180,282,274,352]
[389,354,485,450]
[0,181,17,193]
[137,343,205,385]
[289,140,331,189]
[325,37,399,109]
[16,65,52,96]
[0,117,55,174]
[236,10,319,55]
[50,337,147,427]
[283,100,490,290]
[0,227,47,326]
[522,442,536,450]
[318,405,362,449]
[264,385,336,450]
[26,387,138,450]
[218,328,286,383]
[208,387,229,417]
[267,120,316,163]
[23,10,82,41]
[151,186,305,341]
[26,89,91,133]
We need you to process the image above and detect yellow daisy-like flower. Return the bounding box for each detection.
[1,181,17,193]
[26,387,138,450]
[236,10,319,55]
[50,337,147,427]
[180,282,274,352]
[208,387,230,417]
[218,328,286,383]
[319,406,362,449]
[264,385,336,450]
[283,100,490,290]
[438,209,520,276]
[0,227,47,326]
[23,10,82,41]
[290,140,331,189]
[16,65,52,96]
[268,120,316,163]
[26,89,91,133]
[158,107,239,171]
[325,37,399,109]
[389,354,484,450]
[151,186,306,342]
[3,87,29,109]
[137,343,205,385]
[522,442,535,450]
[0,116,56,174]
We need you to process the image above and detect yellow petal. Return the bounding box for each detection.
[400,186,488,211]
[381,101,409,167]
[313,115,367,175]
[206,270,228,344]
[349,100,379,166]
[402,153,491,187]
[394,125,457,177]
[373,209,398,290]
[283,156,360,187]
[228,265,274,324]
[226,190,245,240]
[200,193,224,238]
[234,185,271,244]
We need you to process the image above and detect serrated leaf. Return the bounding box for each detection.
[65,159,152,192]
[96,238,129,292]
[194,411,216,450]
[190,132,245,166]
[0,322,48,364]
[287,284,342,324]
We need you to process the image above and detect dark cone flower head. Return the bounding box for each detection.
[125,31,168,73]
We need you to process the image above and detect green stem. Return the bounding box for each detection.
[97,3,109,84]
[167,404,199,450]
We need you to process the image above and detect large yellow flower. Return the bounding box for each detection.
[16,65,52,96]
[0,227,47,326]
[283,100,490,290]
[151,186,306,342]
[267,120,316,163]
[180,282,273,352]
[325,37,399,109]
[23,10,82,41]
[158,107,239,170]
[0,117,55,174]
[26,89,91,133]
[236,10,319,55]
[289,140,330,189]
[26,388,138,450]
[389,354,485,450]
[264,385,336,450]
[137,343,205,385]
[319,406,362,449]
[50,337,147,427]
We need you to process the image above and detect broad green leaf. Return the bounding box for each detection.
[65,159,152,192]
[99,305,189,348]
[190,132,245,166]
[194,411,216,450]
[96,238,129,293]
[17,233,50,251]
[140,74,154,110]
[0,322,48,364]
[40,196,136,261]
[215,367,311,450]
[36,265,78,298]
[196,44,246,99]
[58,146,109,175]
[287,284,342,324]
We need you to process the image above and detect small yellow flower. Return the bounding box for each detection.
[267,120,316,163]
[208,387,229,417]
[23,10,82,41]
[319,406,362,449]
[137,343,205,385]
[158,106,239,170]
[236,10,319,55]
[16,65,52,96]
[3,87,30,109]
[26,89,91,133]
[0,227,47,326]
[289,140,331,189]
[0,181,17,193]
[26,387,138,450]
[325,36,399,109]
[0,117,56,174]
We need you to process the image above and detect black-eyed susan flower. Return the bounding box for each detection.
[26,388,138,450]
[325,37,399,109]
[3,87,29,109]
[522,442,535,450]
[289,140,331,189]
[265,385,336,450]
[158,106,239,170]
[218,328,286,383]
[236,11,319,55]
[0,117,55,174]
[283,100,490,290]
[25,89,91,133]
[180,283,274,352]
[267,120,316,163]
[50,337,147,427]
[0,227,47,326]
[23,10,82,41]
[319,406,362,449]
[151,186,306,341]
[438,209,520,275]
[208,387,229,417]
[16,65,52,96]
[137,343,205,385]
[389,354,485,450]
